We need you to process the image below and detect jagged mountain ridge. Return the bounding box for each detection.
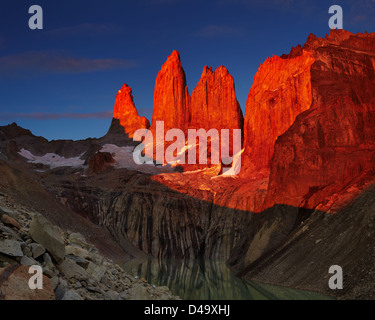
[1,29,375,299]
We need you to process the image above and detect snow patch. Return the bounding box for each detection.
[19,149,85,169]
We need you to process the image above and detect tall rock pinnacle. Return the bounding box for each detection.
[148,51,243,169]
[112,84,150,138]
[191,65,243,132]
[150,50,191,134]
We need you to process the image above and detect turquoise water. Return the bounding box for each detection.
[121,258,333,300]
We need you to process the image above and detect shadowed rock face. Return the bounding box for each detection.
[0,123,34,141]
[241,182,375,300]
[46,168,297,266]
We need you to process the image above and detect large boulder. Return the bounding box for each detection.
[65,245,91,260]
[29,214,65,263]
[88,151,115,174]
[119,284,153,300]
[29,243,46,259]
[0,214,21,230]
[85,261,106,282]
[59,258,88,280]
[0,265,55,300]
[0,240,23,258]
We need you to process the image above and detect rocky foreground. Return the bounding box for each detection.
[0,194,179,300]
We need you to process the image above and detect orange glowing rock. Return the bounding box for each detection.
[190,65,243,132]
[148,51,243,169]
[150,50,191,134]
[190,66,243,160]
[264,29,375,211]
[121,30,375,215]
[242,49,315,173]
[113,84,150,138]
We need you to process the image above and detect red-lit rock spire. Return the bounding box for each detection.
[112,84,150,138]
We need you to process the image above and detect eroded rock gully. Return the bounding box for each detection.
[46,168,297,270]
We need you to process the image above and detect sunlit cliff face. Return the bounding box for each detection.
[113,83,150,139]
[242,49,315,173]
[111,30,375,215]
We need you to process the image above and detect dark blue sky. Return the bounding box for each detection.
[0,0,374,140]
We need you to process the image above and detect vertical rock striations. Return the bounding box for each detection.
[190,65,243,133]
[150,50,191,134]
[190,66,243,165]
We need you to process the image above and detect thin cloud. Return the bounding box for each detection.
[0,51,138,77]
[45,23,123,37]
[197,25,245,38]
[0,111,113,121]
[216,0,312,13]
[352,15,368,23]
[346,0,375,25]
[217,0,295,6]
[138,0,184,5]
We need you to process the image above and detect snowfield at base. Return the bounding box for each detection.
[18,145,174,174]
[100,144,174,174]
[19,149,85,169]
[18,144,239,176]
